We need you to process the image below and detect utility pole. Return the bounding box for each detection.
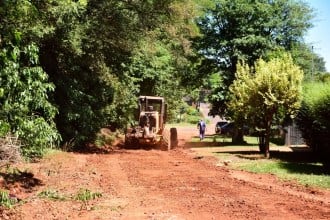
[311,46,314,80]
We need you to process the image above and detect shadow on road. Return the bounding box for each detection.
[0,169,43,191]
[183,134,257,148]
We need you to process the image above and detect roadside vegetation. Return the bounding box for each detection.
[191,134,330,189]
[228,54,303,157]
[296,81,330,168]
[233,160,330,189]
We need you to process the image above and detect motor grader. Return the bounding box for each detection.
[125,96,177,149]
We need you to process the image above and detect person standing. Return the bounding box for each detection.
[197,119,206,140]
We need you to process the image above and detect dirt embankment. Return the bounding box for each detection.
[1,126,329,220]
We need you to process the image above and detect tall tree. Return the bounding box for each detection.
[126,0,203,121]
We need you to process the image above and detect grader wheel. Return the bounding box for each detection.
[124,135,139,149]
[170,127,178,149]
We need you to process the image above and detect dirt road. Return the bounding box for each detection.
[1,126,330,220]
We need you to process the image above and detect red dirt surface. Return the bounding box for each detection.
[1,126,329,220]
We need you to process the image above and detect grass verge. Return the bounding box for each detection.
[193,135,330,190]
[230,158,330,189]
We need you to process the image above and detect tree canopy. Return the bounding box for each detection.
[229,54,304,157]
[0,0,204,155]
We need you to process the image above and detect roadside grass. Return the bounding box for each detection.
[0,190,18,208]
[44,148,62,154]
[37,188,102,203]
[232,160,330,189]
[192,134,330,190]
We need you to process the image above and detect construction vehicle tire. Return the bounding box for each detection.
[170,127,178,149]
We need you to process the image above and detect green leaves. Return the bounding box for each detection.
[296,81,330,167]
[0,190,17,208]
[0,0,207,150]
[228,53,303,155]
[0,44,60,158]
[229,53,303,130]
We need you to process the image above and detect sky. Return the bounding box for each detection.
[305,0,330,72]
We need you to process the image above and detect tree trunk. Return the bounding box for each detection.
[232,127,244,144]
[258,135,266,154]
[264,126,271,158]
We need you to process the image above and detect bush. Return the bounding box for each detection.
[0,44,60,159]
[182,105,203,124]
[296,81,330,168]
[94,128,119,148]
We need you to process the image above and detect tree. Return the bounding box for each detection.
[195,0,314,116]
[290,43,326,80]
[228,54,303,157]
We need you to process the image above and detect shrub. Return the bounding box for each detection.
[182,105,203,124]
[94,128,118,148]
[0,44,61,159]
[296,81,330,168]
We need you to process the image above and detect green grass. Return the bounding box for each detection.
[190,135,330,190]
[37,188,103,203]
[232,160,330,189]
[0,190,17,208]
[191,135,261,145]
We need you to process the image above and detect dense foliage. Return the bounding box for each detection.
[296,82,330,168]
[0,0,204,155]
[290,43,327,79]
[0,44,60,157]
[229,54,303,157]
[43,0,202,146]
